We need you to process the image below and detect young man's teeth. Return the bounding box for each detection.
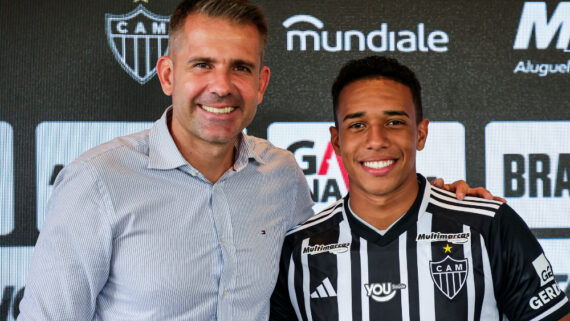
[363,160,394,169]
[201,105,235,114]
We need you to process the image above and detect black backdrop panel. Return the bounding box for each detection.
[1,1,568,319]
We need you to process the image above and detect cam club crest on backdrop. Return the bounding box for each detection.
[105,4,170,84]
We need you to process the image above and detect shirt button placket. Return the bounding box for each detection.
[212,182,234,320]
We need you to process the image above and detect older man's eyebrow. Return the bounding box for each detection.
[185,57,257,69]
[186,57,215,65]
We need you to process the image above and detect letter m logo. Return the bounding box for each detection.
[513,2,570,50]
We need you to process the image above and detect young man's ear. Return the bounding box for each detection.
[416,119,429,151]
[330,126,341,156]
[157,56,174,96]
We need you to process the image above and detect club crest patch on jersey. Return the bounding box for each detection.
[430,256,468,300]
[105,4,170,84]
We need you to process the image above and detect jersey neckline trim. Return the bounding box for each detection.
[343,174,427,246]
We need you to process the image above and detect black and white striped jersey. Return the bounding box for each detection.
[270,175,570,321]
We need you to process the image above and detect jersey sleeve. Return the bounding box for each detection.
[17,160,113,321]
[491,204,570,320]
[270,237,300,321]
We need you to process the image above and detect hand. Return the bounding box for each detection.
[430,178,506,203]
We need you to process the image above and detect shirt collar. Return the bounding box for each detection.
[148,107,189,170]
[235,133,266,170]
[148,106,265,170]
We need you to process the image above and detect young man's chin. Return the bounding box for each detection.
[356,173,417,198]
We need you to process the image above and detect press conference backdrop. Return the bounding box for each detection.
[1,0,569,318]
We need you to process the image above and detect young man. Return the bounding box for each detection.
[18,1,496,320]
[270,56,570,321]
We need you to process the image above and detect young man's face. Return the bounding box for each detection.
[158,13,270,146]
[330,78,428,199]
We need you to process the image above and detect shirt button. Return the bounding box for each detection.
[191,171,197,177]
[221,237,226,244]
[222,290,227,296]
[213,187,218,192]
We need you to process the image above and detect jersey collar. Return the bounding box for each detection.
[343,174,428,246]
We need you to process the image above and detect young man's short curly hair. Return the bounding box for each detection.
[331,56,423,127]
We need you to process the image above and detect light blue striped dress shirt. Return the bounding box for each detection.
[18,107,314,321]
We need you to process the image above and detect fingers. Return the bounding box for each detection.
[493,196,507,203]
[430,178,444,188]
[430,178,507,203]
[451,180,468,200]
[467,187,507,203]
[468,187,492,200]
[430,178,467,200]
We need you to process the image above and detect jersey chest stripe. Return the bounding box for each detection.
[406,224,420,321]
[288,255,304,321]
[301,238,314,321]
[417,212,436,321]
[360,238,370,321]
[292,239,308,321]
[399,232,411,321]
[350,236,362,320]
[479,235,500,319]
[463,225,475,321]
[469,228,485,321]
[337,218,353,321]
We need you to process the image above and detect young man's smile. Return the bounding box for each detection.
[361,158,396,174]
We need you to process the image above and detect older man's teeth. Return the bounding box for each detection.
[363,160,394,169]
[201,105,235,114]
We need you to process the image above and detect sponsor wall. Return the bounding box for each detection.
[0,0,568,319]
